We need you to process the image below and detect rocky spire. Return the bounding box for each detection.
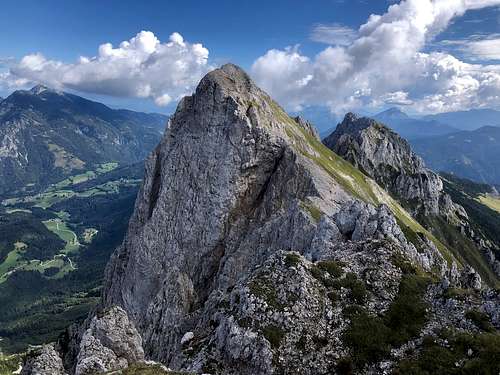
[23,65,498,375]
[323,112,454,216]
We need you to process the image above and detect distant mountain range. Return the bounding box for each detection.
[314,107,500,141]
[411,126,500,185]
[373,107,460,139]
[0,85,168,195]
[423,109,500,131]
[314,106,500,184]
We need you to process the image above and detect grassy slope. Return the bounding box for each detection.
[478,195,500,213]
[265,98,455,267]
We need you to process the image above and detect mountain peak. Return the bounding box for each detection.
[29,84,51,95]
[377,107,409,120]
[323,113,455,216]
[199,63,254,94]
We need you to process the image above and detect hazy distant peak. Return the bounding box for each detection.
[376,107,409,120]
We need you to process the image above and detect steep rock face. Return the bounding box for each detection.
[23,65,500,374]
[323,113,455,217]
[99,65,444,370]
[323,113,500,285]
[101,63,361,362]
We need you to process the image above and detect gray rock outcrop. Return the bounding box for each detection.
[22,64,499,375]
[323,113,458,217]
[21,344,67,375]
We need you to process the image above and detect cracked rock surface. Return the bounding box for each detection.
[22,64,500,375]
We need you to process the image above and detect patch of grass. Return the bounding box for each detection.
[0,353,22,374]
[300,200,323,222]
[266,97,457,270]
[262,325,285,349]
[395,331,500,375]
[477,194,500,213]
[42,219,80,254]
[419,214,499,288]
[284,253,301,268]
[465,310,495,333]
[343,274,430,368]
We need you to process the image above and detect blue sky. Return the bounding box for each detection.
[1,0,500,115]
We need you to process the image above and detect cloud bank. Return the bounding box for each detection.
[252,0,500,114]
[1,31,210,107]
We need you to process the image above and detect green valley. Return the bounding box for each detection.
[0,162,143,353]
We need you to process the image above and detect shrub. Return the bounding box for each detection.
[465,310,495,333]
[384,274,430,345]
[318,260,344,278]
[262,325,285,349]
[343,309,391,365]
[284,253,301,268]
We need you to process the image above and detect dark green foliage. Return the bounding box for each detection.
[384,275,430,345]
[343,309,392,365]
[295,335,307,351]
[395,331,500,375]
[0,211,64,262]
[443,287,473,300]
[284,253,301,268]
[317,260,344,278]
[310,264,327,282]
[336,357,354,375]
[341,273,367,304]
[0,172,139,353]
[327,291,338,303]
[465,310,495,333]
[0,88,166,195]
[262,325,285,349]
[343,274,430,368]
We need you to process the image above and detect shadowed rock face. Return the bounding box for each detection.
[102,63,357,363]
[23,65,500,375]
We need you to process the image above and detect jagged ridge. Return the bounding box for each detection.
[22,64,500,375]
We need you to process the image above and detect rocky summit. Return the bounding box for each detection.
[22,64,500,375]
[323,113,500,285]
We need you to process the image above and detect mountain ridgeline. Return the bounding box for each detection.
[0,86,168,195]
[22,65,500,375]
[411,126,500,185]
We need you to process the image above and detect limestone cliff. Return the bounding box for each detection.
[323,113,500,283]
[23,65,500,375]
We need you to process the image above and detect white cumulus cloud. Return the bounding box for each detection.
[251,0,500,114]
[310,23,358,46]
[2,31,210,107]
